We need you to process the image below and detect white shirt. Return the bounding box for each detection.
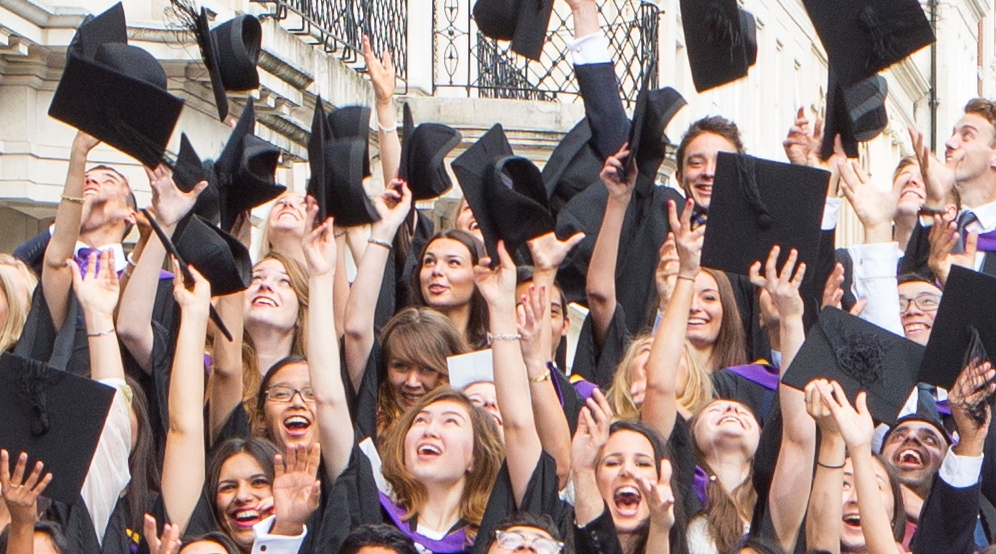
[74,241,127,274]
[961,200,996,270]
[566,32,612,65]
[938,448,984,488]
[847,242,903,336]
[80,379,132,546]
[251,516,308,554]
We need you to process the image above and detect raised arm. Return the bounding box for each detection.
[363,35,401,187]
[475,241,543,505]
[0,450,52,554]
[637,459,675,554]
[837,157,899,245]
[908,126,956,210]
[783,107,824,168]
[160,261,211,533]
[43,131,99,330]
[302,201,354,481]
[804,379,846,554]
[587,145,636,344]
[571,390,614,527]
[342,181,412,391]
[751,246,815,552]
[642,198,703,440]
[71,249,126,383]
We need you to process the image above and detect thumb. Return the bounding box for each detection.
[855,391,870,417]
[658,459,673,485]
[192,179,209,197]
[565,232,586,250]
[966,231,980,257]
[143,514,159,548]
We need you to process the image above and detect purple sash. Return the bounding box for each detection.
[976,229,996,253]
[727,363,780,391]
[571,377,598,400]
[378,491,470,553]
[936,399,951,416]
[692,465,709,507]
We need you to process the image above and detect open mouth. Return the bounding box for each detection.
[251,295,278,308]
[427,284,448,295]
[688,317,708,326]
[416,443,442,459]
[400,391,424,406]
[283,415,312,437]
[903,322,929,336]
[694,184,712,195]
[897,447,924,469]
[842,513,861,529]
[230,507,262,529]
[900,187,924,200]
[613,486,643,516]
[718,415,743,427]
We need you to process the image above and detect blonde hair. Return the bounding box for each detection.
[606,335,654,421]
[0,255,37,353]
[380,388,504,544]
[257,191,307,261]
[680,341,715,416]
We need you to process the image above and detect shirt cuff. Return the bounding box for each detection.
[938,449,983,489]
[822,198,842,230]
[567,33,611,65]
[251,516,308,554]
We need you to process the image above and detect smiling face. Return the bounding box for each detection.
[419,238,477,312]
[215,452,273,551]
[81,167,135,234]
[680,133,740,210]
[840,457,896,552]
[515,281,568,357]
[944,113,996,185]
[686,271,723,348]
[693,400,760,458]
[388,356,444,409]
[262,362,317,451]
[893,161,927,216]
[464,381,503,442]
[595,429,658,533]
[403,399,476,486]
[628,347,651,407]
[898,280,941,345]
[880,420,947,492]
[266,191,308,237]
[180,541,231,554]
[455,199,484,244]
[245,259,300,333]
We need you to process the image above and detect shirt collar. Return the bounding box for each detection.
[75,242,127,273]
[963,200,996,233]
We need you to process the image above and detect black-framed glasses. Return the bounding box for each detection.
[898,293,941,313]
[494,530,563,554]
[265,386,315,403]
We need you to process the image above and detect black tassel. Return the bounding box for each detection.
[736,155,772,230]
[705,2,741,64]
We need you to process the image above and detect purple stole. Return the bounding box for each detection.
[726,363,780,390]
[378,491,470,553]
[692,465,710,507]
[975,229,996,253]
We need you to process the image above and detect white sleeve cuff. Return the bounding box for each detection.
[938,449,983,489]
[251,516,308,554]
[567,33,611,65]
[822,198,842,230]
[847,242,903,336]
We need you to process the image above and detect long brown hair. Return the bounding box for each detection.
[0,254,35,352]
[698,268,747,372]
[409,230,490,349]
[606,335,654,421]
[379,388,503,543]
[376,307,468,438]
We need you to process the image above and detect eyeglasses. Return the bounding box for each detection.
[898,293,941,313]
[494,530,563,554]
[264,386,315,403]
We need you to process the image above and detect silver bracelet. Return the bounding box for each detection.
[377,121,397,133]
[487,333,521,344]
[367,237,392,249]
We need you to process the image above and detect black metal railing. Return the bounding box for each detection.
[432,0,660,106]
[250,0,407,83]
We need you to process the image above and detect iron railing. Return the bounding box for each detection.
[250,0,407,83]
[433,0,661,106]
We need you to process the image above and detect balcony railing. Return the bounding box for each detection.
[432,0,661,106]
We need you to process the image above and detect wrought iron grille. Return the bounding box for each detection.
[432,0,660,106]
[250,0,407,83]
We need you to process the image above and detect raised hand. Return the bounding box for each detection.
[667,198,706,279]
[928,213,978,286]
[171,257,211,312]
[636,459,676,531]
[69,249,120,317]
[819,382,874,450]
[72,130,101,155]
[270,443,322,536]
[147,163,207,228]
[908,126,956,207]
[300,196,338,278]
[749,245,806,320]
[783,107,824,167]
[516,284,548,366]
[142,514,181,554]
[948,360,995,446]
[527,231,586,272]
[0,450,52,526]
[362,35,396,106]
[370,179,413,242]
[837,158,900,239]
[654,233,680,307]
[571,389,613,472]
[600,143,637,200]
[805,379,840,438]
[473,240,517,309]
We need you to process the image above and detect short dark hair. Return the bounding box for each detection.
[515,265,568,312]
[206,438,279,518]
[897,273,941,289]
[337,524,419,554]
[965,98,996,145]
[0,520,70,553]
[675,115,745,185]
[486,512,564,551]
[86,164,137,239]
[180,532,241,554]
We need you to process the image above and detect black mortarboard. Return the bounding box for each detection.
[473,0,555,61]
[196,99,284,231]
[399,103,462,200]
[701,152,828,276]
[0,352,115,504]
[541,118,602,215]
[919,266,996,391]
[802,0,934,89]
[626,81,687,187]
[173,133,208,193]
[782,307,925,425]
[327,106,372,178]
[820,72,889,160]
[680,0,758,92]
[49,4,184,168]
[193,9,262,121]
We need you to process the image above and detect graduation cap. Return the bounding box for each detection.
[625,79,687,187]
[782,307,925,425]
[173,133,209,193]
[680,0,758,92]
[328,105,373,178]
[0,352,116,504]
[49,3,184,168]
[820,72,889,160]
[473,0,555,61]
[541,118,602,215]
[306,99,379,226]
[701,152,829,276]
[141,209,251,340]
[194,99,285,231]
[399,103,462,201]
[447,350,494,390]
[802,0,934,89]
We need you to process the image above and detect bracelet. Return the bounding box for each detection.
[61,195,85,204]
[529,369,552,383]
[487,333,521,344]
[677,274,696,282]
[377,121,397,133]
[367,237,392,249]
[121,268,133,279]
[126,252,137,266]
[817,459,845,469]
[87,328,116,338]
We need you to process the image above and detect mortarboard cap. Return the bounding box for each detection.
[0,352,116,504]
[820,72,889,160]
[399,103,462,201]
[447,350,494,390]
[327,106,372,178]
[680,0,758,92]
[918,266,996,391]
[782,307,925,425]
[701,152,829,276]
[626,81,687,190]
[173,133,209,193]
[49,4,184,168]
[472,0,555,61]
[541,118,602,216]
[802,0,934,89]
[193,8,262,121]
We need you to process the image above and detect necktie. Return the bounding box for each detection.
[953,210,978,254]
[74,247,101,276]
